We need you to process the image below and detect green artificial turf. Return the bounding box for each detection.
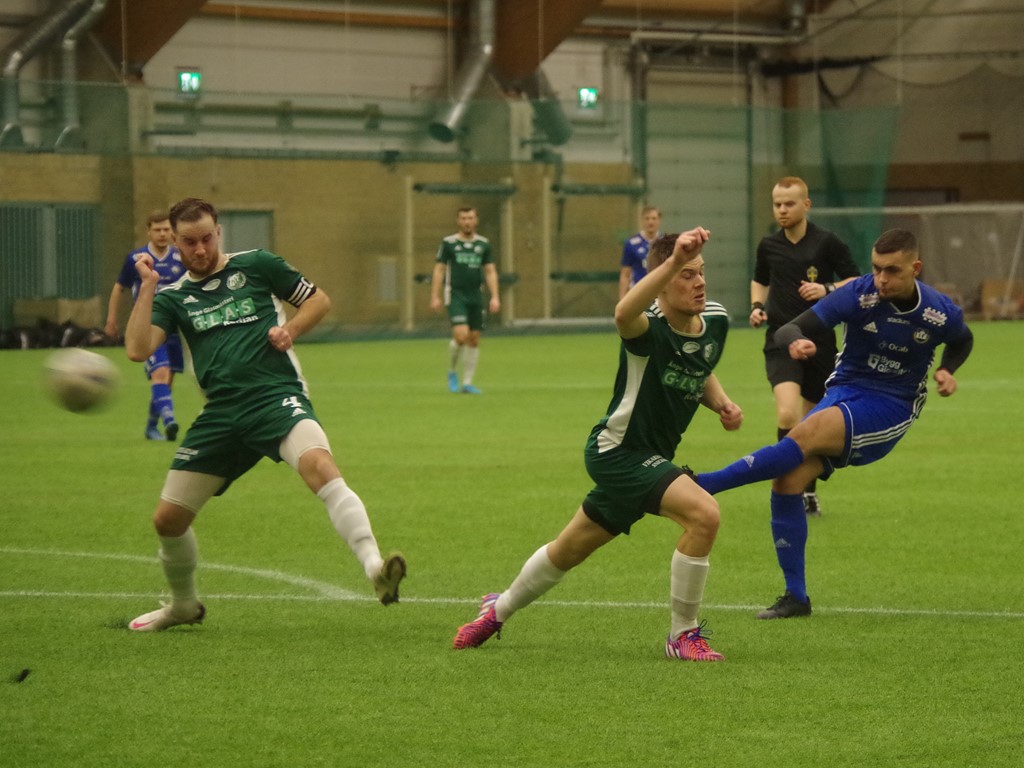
[2,323,1021,767]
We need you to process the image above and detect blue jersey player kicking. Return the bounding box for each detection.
[696,229,974,620]
[105,211,186,441]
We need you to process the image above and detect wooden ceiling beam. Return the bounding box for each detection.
[92,0,209,76]
[493,0,606,82]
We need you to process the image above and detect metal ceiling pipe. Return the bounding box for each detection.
[428,0,495,143]
[55,0,107,150]
[629,28,802,48]
[1,0,94,147]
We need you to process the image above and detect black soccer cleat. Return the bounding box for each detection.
[756,591,812,620]
[802,492,822,517]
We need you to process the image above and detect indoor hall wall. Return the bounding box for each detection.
[144,17,447,101]
[124,156,635,328]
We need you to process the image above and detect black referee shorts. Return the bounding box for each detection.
[763,343,836,403]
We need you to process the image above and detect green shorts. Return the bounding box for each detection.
[581,442,688,535]
[447,295,485,331]
[171,391,320,490]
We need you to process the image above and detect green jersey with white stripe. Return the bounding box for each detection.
[590,300,730,459]
[435,233,493,301]
[150,249,316,402]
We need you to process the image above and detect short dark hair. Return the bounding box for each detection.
[874,228,918,256]
[647,233,680,271]
[169,198,219,230]
[457,206,476,215]
[146,209,170,226]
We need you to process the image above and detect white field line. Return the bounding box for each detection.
[2,546,1022,620]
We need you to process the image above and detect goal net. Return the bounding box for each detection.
[812,203,1024,320]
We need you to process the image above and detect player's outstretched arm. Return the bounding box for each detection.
[429,262,446,313]
[125,254,166,362]
[933,325,973,397]
[614,227,709,339]
[105,283,126,339]
[484,263,501,314]
[774,308,831,361]
[270,286,331,352]
[700,374,743,431]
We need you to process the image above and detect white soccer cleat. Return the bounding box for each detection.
[129,601,206,632]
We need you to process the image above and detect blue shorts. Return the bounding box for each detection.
[145,334,185,378]
[809,384,924,477]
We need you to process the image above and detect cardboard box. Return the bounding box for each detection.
[980,279,1024,321]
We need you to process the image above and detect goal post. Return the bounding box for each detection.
[812,203,1024,319]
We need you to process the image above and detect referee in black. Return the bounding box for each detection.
[749,176,860,517]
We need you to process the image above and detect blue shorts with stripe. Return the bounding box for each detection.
[145,334,184,378]
[809,384,923,477]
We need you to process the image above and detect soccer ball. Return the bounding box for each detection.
[44,348,121,413]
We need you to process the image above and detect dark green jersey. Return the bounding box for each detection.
[435,233,493,301]
[590,300,730,459]
[150,249,316,402]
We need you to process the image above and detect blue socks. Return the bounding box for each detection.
[152,383,175,426]
[770,491,808,602]
[696,437,805,496]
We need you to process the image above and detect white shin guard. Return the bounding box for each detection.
[670,550,710,639]
[495,545,566,622]
[158,528,199,606]
[318,478,383,580]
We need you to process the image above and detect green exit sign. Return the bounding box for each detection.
[576,86,599,110]
[177,68,202,97]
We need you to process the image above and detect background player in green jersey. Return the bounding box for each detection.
[430,207,500,394]
[453,228,744,661]
[124,197,405,631]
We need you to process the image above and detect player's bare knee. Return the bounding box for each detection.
[281,420,336,491]
[683,495,720,540]
[299,449,341,493]
[153,504,193,537]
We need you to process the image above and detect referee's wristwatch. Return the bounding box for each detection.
[825,282,836,294]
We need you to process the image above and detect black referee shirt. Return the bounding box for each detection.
[753,221,859,346]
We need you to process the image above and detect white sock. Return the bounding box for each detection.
[158,529,199,609]
[462,346,479,386]
[318,478,384,580]
[670,550,710,639]
[448,339,462,373]
[495,545,566,622]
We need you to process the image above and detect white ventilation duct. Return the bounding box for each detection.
[1,0,96,147]
[55,0,107,150]
[428,0,495,143]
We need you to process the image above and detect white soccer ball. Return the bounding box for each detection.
[44,348,121,413]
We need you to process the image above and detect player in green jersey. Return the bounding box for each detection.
[452,228,744,661]
[124,197,405,631]
[430,207,500,394]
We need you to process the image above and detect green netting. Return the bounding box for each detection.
[750,105,900,272]
[0,79,898,336]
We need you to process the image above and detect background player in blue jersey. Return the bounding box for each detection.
[618,205,661,299]
[750,177,859,516]
[697,229,973,619]
[105,210,185,441]
[453,228,745,661]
